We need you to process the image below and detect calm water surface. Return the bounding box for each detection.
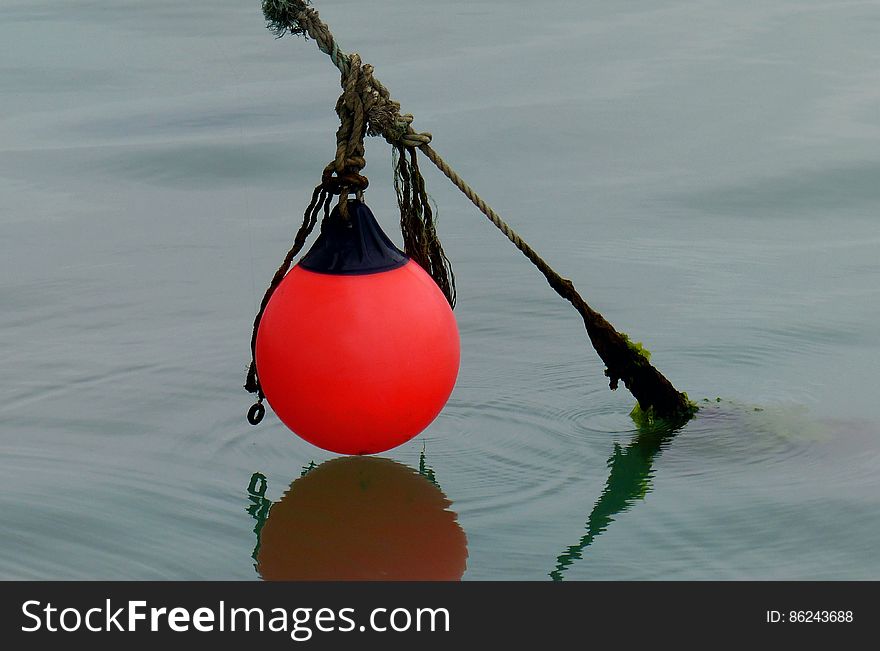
[2,0,879,579]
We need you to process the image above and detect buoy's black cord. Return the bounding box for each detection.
[247,401,266,425]
[244,184,329,420]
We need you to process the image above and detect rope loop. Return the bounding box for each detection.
[320,165,369,196]
[247,400,266,425]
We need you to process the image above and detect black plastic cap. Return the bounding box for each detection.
[298,200,409,275]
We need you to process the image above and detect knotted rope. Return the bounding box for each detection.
[320,51,368,209]
[250,0,696,422]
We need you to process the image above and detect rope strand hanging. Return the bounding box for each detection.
[248,0,697,426]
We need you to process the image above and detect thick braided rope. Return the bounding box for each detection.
[266,2,430,148]
[331,52,366,175]
[268,2,558,281]
[417,140,690,418]
[420,144,579,296]
[260,0,694,419]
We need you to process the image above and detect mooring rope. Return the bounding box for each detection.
[251,0,696,422]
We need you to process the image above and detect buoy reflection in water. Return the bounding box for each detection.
[246,455,468,580]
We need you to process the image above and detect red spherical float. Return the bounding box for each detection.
[255,200,459,454]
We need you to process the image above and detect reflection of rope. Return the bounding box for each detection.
[246,466,315,564]
[256,1,695,421]
[246,472,273,562]
[244,185,330,421]
[550,426,674,580]
[418,444,439,488]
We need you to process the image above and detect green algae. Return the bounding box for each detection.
[631,391,698,429]
[620,332,652,363]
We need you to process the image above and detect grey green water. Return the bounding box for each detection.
[2,0,879,580]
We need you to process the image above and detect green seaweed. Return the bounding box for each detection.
[629,402,656,428]
[620,332,652,362]
[631,391,698,429]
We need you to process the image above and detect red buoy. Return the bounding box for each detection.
[255,200,459,454]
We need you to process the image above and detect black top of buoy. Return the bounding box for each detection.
[299,200,409,275]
